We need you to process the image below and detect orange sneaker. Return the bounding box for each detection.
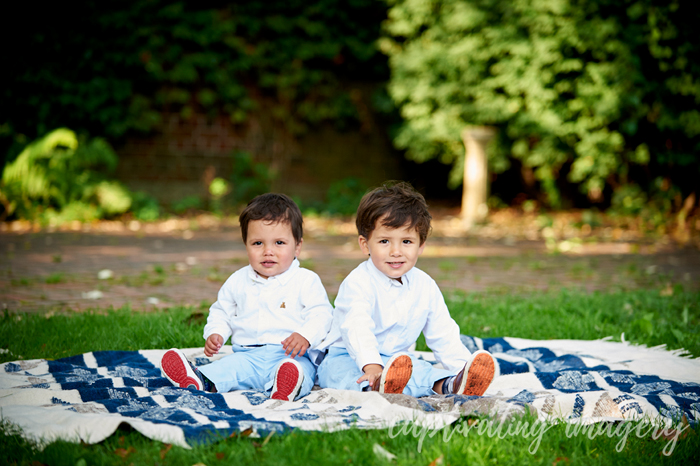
[372,353,413,394]
[454,350,496,396]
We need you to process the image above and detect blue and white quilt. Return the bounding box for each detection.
[1,336,698,449]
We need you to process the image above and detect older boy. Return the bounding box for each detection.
[318,182,496,397]
[161,193,333,401]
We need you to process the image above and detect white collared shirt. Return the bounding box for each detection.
[322,259,472,372]
[203,259,333,349]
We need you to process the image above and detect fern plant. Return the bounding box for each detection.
[0,128,132,222]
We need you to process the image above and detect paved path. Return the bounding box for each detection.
[1,214,698,313]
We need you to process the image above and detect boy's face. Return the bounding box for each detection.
[245,220,302,279]
[358,219,425,280]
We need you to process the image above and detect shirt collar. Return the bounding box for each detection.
[248,258,300,284]
[365,258,412,290]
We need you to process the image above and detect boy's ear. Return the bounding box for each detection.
[294,237,303,258]
[358,235,370,256]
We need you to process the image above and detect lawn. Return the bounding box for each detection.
[1,288,699,465]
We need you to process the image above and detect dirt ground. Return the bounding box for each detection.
[1,209,699,313]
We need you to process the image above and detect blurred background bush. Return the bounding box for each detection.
[1,0,697,227]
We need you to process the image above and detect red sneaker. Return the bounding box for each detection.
[161,348,203,390]
[372,353,413,394]
[454,350,496,396]
[271,359,304,401]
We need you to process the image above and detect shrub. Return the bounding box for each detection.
[0,128,132,222]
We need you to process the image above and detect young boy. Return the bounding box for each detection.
[161,193,333,401]
[318,182,497,397]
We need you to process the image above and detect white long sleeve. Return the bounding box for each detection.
[327,259,472,372]
[203,259,333,349]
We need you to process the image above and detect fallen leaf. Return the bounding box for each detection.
[654,415,692,441]
[216,452,225,460]
[160,443,172,460]
[240,427,254,437]
[114,446,135,458]
[552,457,569,466]
[429,454,444,466]
[82,290,104,300]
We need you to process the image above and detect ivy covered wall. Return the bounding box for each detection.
[3,0,388,160]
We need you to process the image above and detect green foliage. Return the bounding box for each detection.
[208,177,230,214]
[0,128,132,222]
[293,177,369,216]
[323,177,369,216]
[171,195,203,214]
[609,177,682,228]
[382,0,700,206]
[4,1,388,165]
[229,151,274,208]
[130,191,161,221]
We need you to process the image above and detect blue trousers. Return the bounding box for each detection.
[317,347,453,397]
[198,344,316,400]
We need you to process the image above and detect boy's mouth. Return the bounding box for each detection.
[387,261,405,269]
[261,260,277,267]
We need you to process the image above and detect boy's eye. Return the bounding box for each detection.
[403,239,413,244]
[379,239,388,244]
[276,240,285,245]
[252,241,262,246]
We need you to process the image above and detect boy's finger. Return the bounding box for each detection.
[293,344,303,358]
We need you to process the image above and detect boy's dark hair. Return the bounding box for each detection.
[356,181,432,244]
[239,193,303,244]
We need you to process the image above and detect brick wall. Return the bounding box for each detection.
[115,105,404,206]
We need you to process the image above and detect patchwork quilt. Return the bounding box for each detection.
[1,336,698,449]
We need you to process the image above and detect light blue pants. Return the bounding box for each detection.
[317,347,453,397]
[198,344,316,400]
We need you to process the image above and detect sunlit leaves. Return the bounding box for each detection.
[383,0,700,206]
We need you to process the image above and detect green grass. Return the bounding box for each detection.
[1,289,699,465]
[441,288,700,356]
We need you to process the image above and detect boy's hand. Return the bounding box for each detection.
[204,334,224,357]
[281,332,309,358]
[357,364,383,387]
